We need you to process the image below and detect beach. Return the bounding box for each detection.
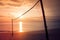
[0,28,60,40]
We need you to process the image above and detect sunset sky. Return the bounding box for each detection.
[0,0,60,32]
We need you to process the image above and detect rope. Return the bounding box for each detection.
[14,0,40,20]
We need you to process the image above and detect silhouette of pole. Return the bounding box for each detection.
[39,0,49,40]
[11,19,13,40]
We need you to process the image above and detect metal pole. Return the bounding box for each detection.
[39,0,49,40]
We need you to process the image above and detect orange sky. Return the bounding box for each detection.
[0,0,59,19]
[0,0,60,32]
[0,0,41,19]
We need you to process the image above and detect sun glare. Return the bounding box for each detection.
[19,22,23,32]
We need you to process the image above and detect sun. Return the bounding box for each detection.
[19,22,23,32]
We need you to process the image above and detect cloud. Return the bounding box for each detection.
[0,0,37,7]
[11,0,21,2]
[0,0,22,6]
[0,2,4,6]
